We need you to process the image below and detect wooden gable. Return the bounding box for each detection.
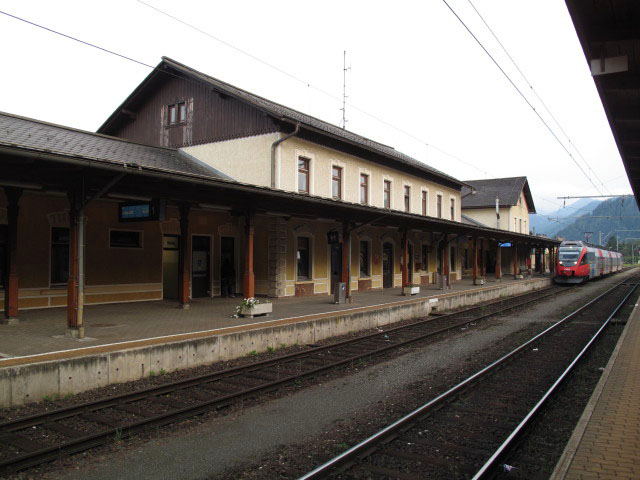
[99,67,279,148]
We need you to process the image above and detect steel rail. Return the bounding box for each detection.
[0,286,562,433]
[471,280,640,479]
[298,277,634,479]
[0,286,566,473]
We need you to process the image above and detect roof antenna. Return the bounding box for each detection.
[340,50,351,129]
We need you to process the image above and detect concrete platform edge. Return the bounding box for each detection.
[549,296,639,480]
[0,278,551,407]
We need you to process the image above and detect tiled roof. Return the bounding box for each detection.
[129,57,463,188]
[461,176,536,213]
[461,214,488,227]
[0,112,232,181]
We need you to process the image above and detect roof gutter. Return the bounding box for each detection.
[270,122,300,189]
[0,145,558,247]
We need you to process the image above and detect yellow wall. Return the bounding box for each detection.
[86,201,162,286]
[1,192,470,312]
[0,192,163,309]
[509,192,531,234]
[286,220,332,295]
[0,193,258,310]
[183,134,462,221]
[279,137,462,219]
[463,192,531,234]
[182,133,278,187]
[280,224,464,297]
[463,207,505,230]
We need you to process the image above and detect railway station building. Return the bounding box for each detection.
[0,57,559,337]
[459,176,549,279]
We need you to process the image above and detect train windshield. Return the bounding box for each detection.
[558,248,580,266]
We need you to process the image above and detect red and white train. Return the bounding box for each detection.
[555,240,623,284]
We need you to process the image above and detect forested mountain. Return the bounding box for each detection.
[530,198,601,237]
[555,196,640,244]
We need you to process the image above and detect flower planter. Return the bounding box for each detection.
[403,286,420,296]
[240,302,272,318]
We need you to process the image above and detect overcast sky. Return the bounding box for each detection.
[0,0,631,215]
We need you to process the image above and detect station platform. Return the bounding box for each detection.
[0,274,546,361]
[0,273,552,407]
[552,291,640,479]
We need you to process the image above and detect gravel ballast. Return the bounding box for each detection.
[12,274,631,480]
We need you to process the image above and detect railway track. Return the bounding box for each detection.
[299,275,639,479]
[0,285,569,474]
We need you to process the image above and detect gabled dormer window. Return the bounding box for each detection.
[168,102,186,125]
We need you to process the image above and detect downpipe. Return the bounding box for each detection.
[270,122,300,188]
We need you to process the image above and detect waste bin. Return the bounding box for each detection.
[334,282,346,304]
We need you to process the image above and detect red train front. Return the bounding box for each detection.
[555,240,622,284]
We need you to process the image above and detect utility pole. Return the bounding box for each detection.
[624,238,640,265]
[340,50,350,129]
[496,197,500,230]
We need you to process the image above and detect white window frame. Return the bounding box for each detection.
[330,159,346,201]
[358,237,372,278]
[382,176,393,210]
[402,181,413,213]
[295,234,314,281]
[420,242,430,271]
[421,188,429,216]
[358,167,372,206]
[295,149,315,195]
[435,191,444,218]
[448,195,456,222]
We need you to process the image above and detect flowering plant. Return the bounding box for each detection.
[232,297,271,318]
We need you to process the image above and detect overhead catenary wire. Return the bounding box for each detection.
[136,0,494,176]
[7,0,531,197]
[442,0,604,197]
[465,0,611,195]
[134,0,492,177]
[0,6,490,179]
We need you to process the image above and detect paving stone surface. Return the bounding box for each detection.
[554,295,640,480]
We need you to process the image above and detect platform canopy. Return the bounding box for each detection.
[565,0,640,204]
[0,111,558,249]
